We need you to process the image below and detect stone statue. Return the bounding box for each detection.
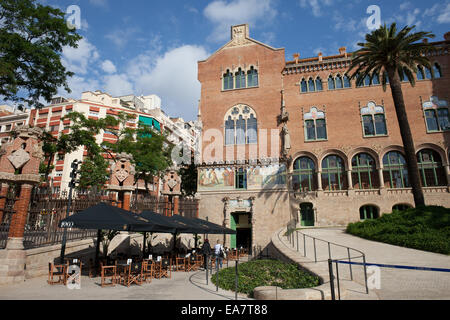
[282,124,291,154]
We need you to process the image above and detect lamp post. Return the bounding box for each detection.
[60,159,80,264]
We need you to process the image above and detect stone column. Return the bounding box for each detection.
[317,172,323,191]
[347,170,353,190]
[378,168,385,189]
[122,191,131,211]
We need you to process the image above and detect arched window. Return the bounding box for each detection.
[433,63,442,78]
[343,74,351,88]
[304,107,327,141]
[247,66,259,87]
[225,116,235,145]
[383,151,410,188]
[422,96,450,132]
[223,70,234,90]
[293,157,317,191]
[235,168,247,189]
[301,79,308,93]
[360,205,379,220]
[315,77,323,91]
[424,66,432,79]
[247,114,257,144]
[392,204,412,212]
[224,105,258,146]
[352,153,378,189]
[322,155,347,191]
[417,149,446,187]
[328,75,335,90]
[364,74,371,86]
[361,102,388,136]
[236,115,246,145]
[416,66,425,80]
[235,68,246,89]
[308,77,316,92]
[335,74,343,89]
[371,74,380,85]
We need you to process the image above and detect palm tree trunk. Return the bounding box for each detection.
[388,70,425,207]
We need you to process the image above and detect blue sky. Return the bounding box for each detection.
[38,0,450,121]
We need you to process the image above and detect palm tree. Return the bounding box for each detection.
[348,23,436,207]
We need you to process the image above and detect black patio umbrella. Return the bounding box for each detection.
[169,214,211,234]
[138,211,192,234]
[192,218,236,235]
[58,202,176,233]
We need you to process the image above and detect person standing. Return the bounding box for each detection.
[214,240,224,269]
[201,238,212,269]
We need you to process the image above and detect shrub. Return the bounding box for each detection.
[346,206,450,254]
[211,259,320,296]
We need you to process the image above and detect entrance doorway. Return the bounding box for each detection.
[300,203,315,227]
[230,212,252,250]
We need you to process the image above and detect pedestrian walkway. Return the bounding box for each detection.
[0,259,253,300]
[279,227,450,300]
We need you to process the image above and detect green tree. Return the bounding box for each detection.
[0,0,82,109]
[178,161,198,197]
[348,23,435,207]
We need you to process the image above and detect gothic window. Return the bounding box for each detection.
[328,75,335,90]
[416,66,425,80]
[352,153,379,189]
[304,107,327,141]
[308,77,316,92]
[343,74,351,88]
[322,155,347,191]
[422,96,449,132]
[315,77,323,91]
[224,105,258,146]
[361,102,388,137]
[417,149,446,187]
[300,78,307,93]
[433,63,442,78]
[293,157,317,192]
[371,74,380,85]
[235,68,246,89]
[335,74,343,89]
[424,66,432,79]
[383,151,410,189]
[223,70,234,90]
[247,66,259,87]
[235,168,247,189]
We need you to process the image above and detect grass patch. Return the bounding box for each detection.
[211,259,320,297]
[346,206,450,254]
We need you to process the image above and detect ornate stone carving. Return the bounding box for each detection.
[7,149,30,170]
[115,169,129,183]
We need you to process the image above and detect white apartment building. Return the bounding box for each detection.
[30,91,198,194]
[0,105,31,147]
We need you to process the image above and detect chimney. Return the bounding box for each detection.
[293,53,300,64]
[444,32,450,41]
[318,52,323,62]
[339,47,347,57]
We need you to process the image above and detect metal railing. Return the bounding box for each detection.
[284,221,369,299]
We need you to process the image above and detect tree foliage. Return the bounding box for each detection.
[0,0,82,109]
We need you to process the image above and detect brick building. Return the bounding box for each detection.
[196,24,450,251]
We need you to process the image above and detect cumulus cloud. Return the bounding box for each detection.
[62,38,100,75]
[101,60,117,74]
[299,0,334,17]
[437,3,450,23]
[203,0,277,43]
[103,74,134,97]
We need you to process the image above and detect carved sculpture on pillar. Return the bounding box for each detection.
[282,123,291,157]
[106,152,136,210]
[0,125,43,285]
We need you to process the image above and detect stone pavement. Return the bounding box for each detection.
[0,259,254,300]
[281,227,450,300]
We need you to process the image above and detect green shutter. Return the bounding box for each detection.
[230,214,237,249]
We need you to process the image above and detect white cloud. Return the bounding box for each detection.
[203,0,277,42]
[103,74,134,97]
[437,3,450,23]
[89,0,108,8]
[101,60,117,74]
[129,45,210,120]
[299,0,334,17]
[105,28,140,48]
[62,38,100,75]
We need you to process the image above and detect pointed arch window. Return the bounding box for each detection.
[328,75,335,90]
[433,63,442,78]
[343,74,351,88]
[335,75,343,89]
[315,77,323,91]
[361,102,388,137]
[371,74,380,85]
[247,66,259,87]
[304,107,327,141]
[301,78,308,93]
[308,78,316,92]
[235,68,246,89]
[364,74,372,86]
[224,105,258,145]
[416,66,425,80]
[223,70,234,90]
[424,66,432,79]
